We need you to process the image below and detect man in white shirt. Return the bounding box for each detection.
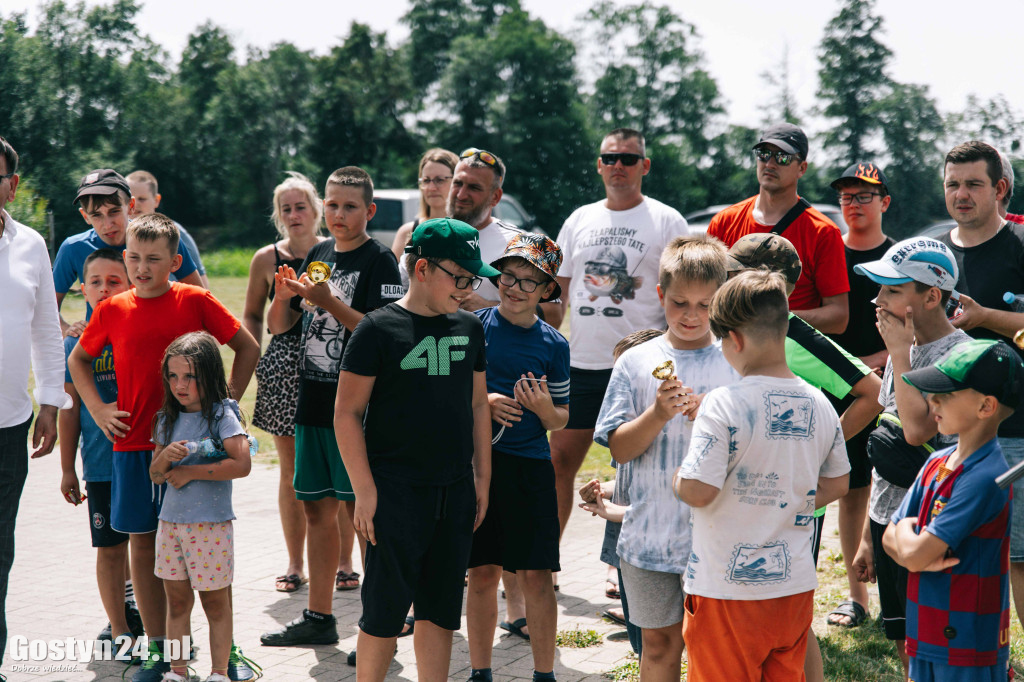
[0,135,69,667]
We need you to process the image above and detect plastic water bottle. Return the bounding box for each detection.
[1004,291,1024,313]
[945,290,963,321]
[185,439,218,456]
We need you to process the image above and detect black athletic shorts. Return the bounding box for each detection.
[870,519,907,641]
[810,512,825,566]
[564,367,613,430]
[845,421,874,489]
[359,472,476,637]
[85,481,130,548]
[468,450,560,572]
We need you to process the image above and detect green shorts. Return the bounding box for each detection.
[293,424,355,501]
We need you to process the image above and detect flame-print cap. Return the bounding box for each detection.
[830,162,890,194]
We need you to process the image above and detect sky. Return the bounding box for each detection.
[4,0,1022,131]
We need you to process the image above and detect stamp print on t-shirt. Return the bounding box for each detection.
[727,540,790,585]
[764,392,815,439]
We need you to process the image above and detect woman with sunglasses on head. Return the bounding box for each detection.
[391,148,459,288]
[243,172,329,594]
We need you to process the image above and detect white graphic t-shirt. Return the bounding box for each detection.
[476,218,526,303]
[679,375,849,600]
[593,335,739,573]
[557,197,689,370]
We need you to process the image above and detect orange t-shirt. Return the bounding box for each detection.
[78,283,241,452]
[707,196,849,311]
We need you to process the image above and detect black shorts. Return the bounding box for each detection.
[359,473,476,637]
[810,512,825,566]
[845,421,873,489]
[468,451,560,572]
[870,519,907,640]
[85,481,130,548]
[564,367,613,430]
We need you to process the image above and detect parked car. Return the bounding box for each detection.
[371,189,544,248]
[684,203,849,235]
[914,219,955,240]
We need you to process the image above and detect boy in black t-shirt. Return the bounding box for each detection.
[261,167,402,647]
[336,218,497,682]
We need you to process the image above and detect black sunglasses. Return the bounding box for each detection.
[599,153,643,167]
[0,172,13,182]
[753,148,799,166]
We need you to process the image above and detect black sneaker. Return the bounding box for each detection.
[131,640,170,681]
[126,601,145,638]
[260,614,338,646]
[227,642,261,680]
[97,621,113,641]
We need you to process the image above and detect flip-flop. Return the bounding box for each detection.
[826,600,868,628]
[275,574,307,593]
[335,570,361,591]
[499,618,530,641]
[605,578,620,600]
[602,609,627,627]
[398,616,415,638]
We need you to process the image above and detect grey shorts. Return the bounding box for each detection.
[999,436,1024,561]
[618,560,686,629]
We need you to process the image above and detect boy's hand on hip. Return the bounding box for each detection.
[96,402,131,443]
[354,488,378,546]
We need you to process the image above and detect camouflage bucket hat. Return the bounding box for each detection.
[490,232,563,302]
[725,233,803,286]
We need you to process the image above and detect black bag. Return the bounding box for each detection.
[866,414,935,488]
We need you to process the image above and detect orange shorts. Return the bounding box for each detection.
[682,590,814,682]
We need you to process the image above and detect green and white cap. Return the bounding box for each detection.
[902,339,1024,408]
[405,218,500,278]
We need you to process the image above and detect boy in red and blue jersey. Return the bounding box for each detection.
[884,339,1023,682]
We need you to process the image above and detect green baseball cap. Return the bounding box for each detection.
[405,218,500,278]
[902,339,1024,409]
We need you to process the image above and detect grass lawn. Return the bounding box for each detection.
[54,270,1024,680]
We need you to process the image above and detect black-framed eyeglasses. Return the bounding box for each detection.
[418,176,452,187]
[497,271,547,293]
[0,172,13,183]
[599,153,643,167]
[753,148,799,166]
[837,192,882,206]
[430,259,482,290]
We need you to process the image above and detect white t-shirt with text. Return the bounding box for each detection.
[680,375,849,600]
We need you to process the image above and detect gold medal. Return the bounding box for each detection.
[652,360,674,380]
[307,261,332,283]
[1014,327,1024,350]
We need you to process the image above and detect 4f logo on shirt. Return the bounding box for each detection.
[400,336,469,376]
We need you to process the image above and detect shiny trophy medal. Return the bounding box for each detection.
[304,261,332,307]
[652,360,674,380]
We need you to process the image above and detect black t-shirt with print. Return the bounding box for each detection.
[340,303,486,486]
[293,238,402,427]
[829,238,894,358]
[941,223,1024,437]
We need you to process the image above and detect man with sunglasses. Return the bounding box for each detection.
[823,163,893,631]
[552,128,688,544]
[447,148,563,326]
[0,135,69,670]
[707,122,849,335]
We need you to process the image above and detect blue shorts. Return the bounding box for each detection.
[908,658,1009,682]
[110,451,164,534]
[998,437,1024,561]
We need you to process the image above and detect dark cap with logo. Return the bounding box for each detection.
[754,122,808,160]
[405,218,500,278]
[725,233,803,286]
[73,169,131,206]
[902,339,1024,409]
[830,162,890,194]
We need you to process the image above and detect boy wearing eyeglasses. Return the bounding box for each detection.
[334,217,497,682]
[260,166,403,647]
[464,233,569,682]
[823,162,895,630]
[707,122,850,336]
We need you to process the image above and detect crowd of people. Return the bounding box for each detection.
[2,123,1024,682]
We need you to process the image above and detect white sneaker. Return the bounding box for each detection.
[203,675,230,682]
[160,673,188,682]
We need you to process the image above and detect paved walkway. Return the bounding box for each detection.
[4,452,643,681]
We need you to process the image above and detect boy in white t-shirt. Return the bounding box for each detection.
[675,270,851,681]
[593,235,738,682]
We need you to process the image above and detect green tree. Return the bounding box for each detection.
[816,0,893,166]
[759,44,802,127]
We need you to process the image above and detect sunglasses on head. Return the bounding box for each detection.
[753,148,799,166]
[599,153,643,167]
[460,148,500,168]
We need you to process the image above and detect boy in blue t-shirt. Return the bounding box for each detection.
[884,339,1023,682]
[466,233,570,682]
[58,249,141,645]
[53,169,202,335]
